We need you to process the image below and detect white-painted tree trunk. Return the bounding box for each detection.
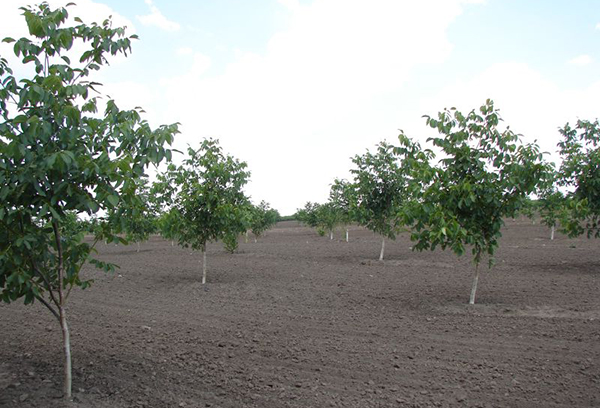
[201,248,207,285]
[330,230,334,240]
[379,237,385,261]
[345,228,349,243]
[469,263,480,305]
[550,225,555,240]
[59,306,72,399]
[171,240,174,247]
[245,231,249,243]
[137,242,140,252]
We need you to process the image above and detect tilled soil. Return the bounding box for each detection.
[1,219,599,407]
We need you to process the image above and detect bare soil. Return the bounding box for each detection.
[1,219,599,407]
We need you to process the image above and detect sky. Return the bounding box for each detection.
[1,0,599,215]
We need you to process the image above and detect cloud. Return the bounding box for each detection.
[568,54,592,66]
[413,62,600,166]
[156,0,481,214]
[277,0,301,11]
[176,47,194,56]
[136,0,180,32]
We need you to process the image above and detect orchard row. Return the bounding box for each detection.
[1,3,598,401]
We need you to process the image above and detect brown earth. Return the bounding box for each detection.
[1,218,599,407]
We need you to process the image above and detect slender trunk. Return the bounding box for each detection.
[171,240,174,247]
[254,238,257,243]
[379,237,385,261]
[137,242,140,252]
[201,246,207,285]
[550,225,555,240]
[59,306,72,399]
[469,262,480,305]
[330,230,333,240]
[52,221,72,400]
[245,231,249,243]
[345,228,349,243]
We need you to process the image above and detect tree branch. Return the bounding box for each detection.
[35,294,60,322]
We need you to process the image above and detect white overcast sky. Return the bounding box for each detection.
[1,0,599,215]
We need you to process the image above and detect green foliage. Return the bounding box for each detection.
[223,232,240,253]
[107,178,158,247]
[519,197,538,222]
[249,201,279,239]
[316,202,342,237]
[536,170,566,233]
[156,207,183,243]
[0,2,178,398]
[296,201,341,237]
[329,178,354,227]
[296,202,321,229]
[156,138,250,252]
[0,1,177,312]
[557,119,600,238]
[406,99,548,267]
[349,133,432,240]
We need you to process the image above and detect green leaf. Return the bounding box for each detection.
[107,195,119,207]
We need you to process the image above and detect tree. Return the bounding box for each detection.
[405,100,548,305]
[156,207,182,246]
[557,119,600,238]
[0,3,178,399]
[249,201,279,242]
[329,179,354,242]
[296,201,341,239]
[156,139,250,284]
[296,202,322,233]
[536,170,565,240]
[350,134,431,260]
[223,199,251,253]
[315,201,342,240]
[108,178,158,252]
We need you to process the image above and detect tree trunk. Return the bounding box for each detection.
[345,228,349,243]
[469,262,480,305]
[550,225,555,240]
[59,305,72,399]
[201,247,207,285]
[171,240,174,246]
[52,221,72,400]
[330,230,333,240]
[137,242,140,252]
[245,231,249,243]
[379,237,385,261]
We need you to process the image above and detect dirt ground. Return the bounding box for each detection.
[1,218,599,407]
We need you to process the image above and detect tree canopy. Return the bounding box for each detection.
[0,2,178,398]
[405,100,549,304]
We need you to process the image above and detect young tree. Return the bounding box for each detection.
[222,199,252,253]
[156,139,250,284]
[0,3,178,399]
[156,207,183,246]
[296,202,322,233]
[557,119,600,238]
[109,178,158,252]
[249,201,279,242]
[350,134,431,260]
[536,170,565,240]
[315,201,343,240]
[405,100,548,305]
[329,179,354,242]
[296,201,341,239]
